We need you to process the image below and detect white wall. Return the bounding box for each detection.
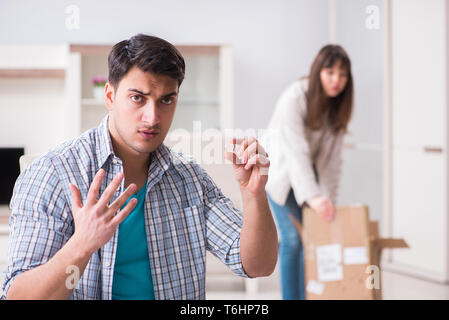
[0,0,330,133]
[333,0,385,223]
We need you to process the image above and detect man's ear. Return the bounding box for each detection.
[105,82,115,111]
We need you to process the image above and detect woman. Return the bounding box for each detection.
[263,44,353,300]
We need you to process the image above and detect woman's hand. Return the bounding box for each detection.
[308,195,336,222]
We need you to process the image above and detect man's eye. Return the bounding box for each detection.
[131,95,143,103]
[161,97,173,105]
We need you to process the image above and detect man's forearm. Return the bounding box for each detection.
[239,188,278,277]
[6,236,92,300]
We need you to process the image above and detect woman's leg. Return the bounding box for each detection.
[268,189,305,300]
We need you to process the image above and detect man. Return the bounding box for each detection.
[2,34,277,300]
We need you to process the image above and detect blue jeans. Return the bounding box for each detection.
[268,189,305,300]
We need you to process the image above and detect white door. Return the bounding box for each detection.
[391,148,446,279]
[391,0,445,148]
[389,0,448,281]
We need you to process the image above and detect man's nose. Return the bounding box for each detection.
[141,100,160,125]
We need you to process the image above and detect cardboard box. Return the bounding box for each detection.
[289,205,408,300]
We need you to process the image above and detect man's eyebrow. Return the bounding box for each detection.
[127,89,178,97]
[128,88,151,95]
[161,91,178,98]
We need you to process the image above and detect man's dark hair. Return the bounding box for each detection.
[108,33,185,89]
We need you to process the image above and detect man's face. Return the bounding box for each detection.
[105,66,179,156]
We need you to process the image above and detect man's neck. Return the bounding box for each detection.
[112,141,151,189]
[117,148,151,171]
[107,127,152,190]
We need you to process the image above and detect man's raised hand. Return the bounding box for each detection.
[68,169,137,256]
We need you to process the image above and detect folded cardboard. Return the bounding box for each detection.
[289,205,408,300]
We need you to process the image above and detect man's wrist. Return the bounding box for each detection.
[67,234,95,261]
[239,186,267,200]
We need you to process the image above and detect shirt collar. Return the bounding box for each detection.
[96,115,115,169]
[96,115,171,174]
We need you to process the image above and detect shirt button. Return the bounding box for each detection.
[105,261,111,267]
[112,159,118,164]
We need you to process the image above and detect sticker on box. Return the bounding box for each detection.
[316,243,343,282]
[344,246,368,265]
[306,280,324,295]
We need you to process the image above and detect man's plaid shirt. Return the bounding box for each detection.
[2,116,248,299]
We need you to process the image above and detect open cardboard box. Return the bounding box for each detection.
[289,205,408,300]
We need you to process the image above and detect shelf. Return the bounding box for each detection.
[82,98,104,106]
[0,206,10,220]
[0,216,8,225]
[0,69,65,78]
[179,101,219,106]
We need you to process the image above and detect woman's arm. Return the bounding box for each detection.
[318,131,345,205]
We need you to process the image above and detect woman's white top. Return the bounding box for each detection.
[261,78,345,207]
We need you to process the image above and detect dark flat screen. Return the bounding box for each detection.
[0,148,25,205]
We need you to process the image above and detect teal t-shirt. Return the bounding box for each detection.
[112,182,155,300]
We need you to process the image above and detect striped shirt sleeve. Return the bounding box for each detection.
[1,156,73,298]
[194,165,249,278]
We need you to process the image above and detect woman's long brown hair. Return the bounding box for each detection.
[304,44,353,134]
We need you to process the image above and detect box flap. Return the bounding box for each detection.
[371,238,409,249]
[369,221,379,238]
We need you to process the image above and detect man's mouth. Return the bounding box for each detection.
[139,129,159,139]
